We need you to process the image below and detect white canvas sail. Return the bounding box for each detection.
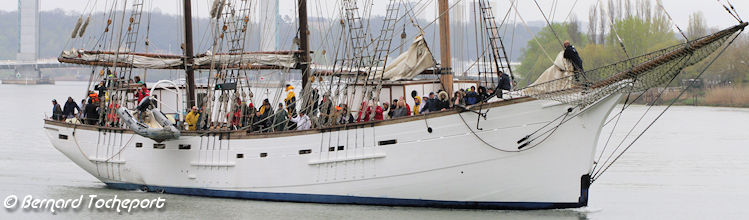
[380,35,436,81]
[522,51,576,93]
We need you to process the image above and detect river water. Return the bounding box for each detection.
[1,81,747,219]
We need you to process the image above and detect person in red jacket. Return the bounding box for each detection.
[356,101,368,122]
[135,83,150,103]
[373,102,384,121]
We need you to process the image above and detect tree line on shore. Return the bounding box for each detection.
[516,0,749,88]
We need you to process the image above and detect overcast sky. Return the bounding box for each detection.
[1,0,746,29]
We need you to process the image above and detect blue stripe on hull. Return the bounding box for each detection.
[105,182,586,210]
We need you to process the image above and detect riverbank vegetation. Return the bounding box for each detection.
[631,86,749,108]
[517,0,749,107]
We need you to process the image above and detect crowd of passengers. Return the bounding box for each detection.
[182,84,500,132]
[50,74,148,126]
[51,76,501,133]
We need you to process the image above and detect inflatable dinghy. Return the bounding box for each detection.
[117,105,180,142]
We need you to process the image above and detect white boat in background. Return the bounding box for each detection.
[43,0,746,210]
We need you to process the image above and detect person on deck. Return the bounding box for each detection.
[563,40,585,83]
[318,93,333,126]
[436,91,451,111]
[329,105,342,125]
[133,76,144,85]
[242,102,256,128]
[256,99,274,131]
[382,102,391,120]
[356,101,369,122]
[274,103,288,132]
[51,99,63,121]
[412,96,421,115]
[289,111,311,130]
[390,99,399,118]
[453,91,465,106]
[229,97,242,129]
[404,97,411,116]
[135,83,150,104]
[338,105,354,125]
[94,81,107,99]
[392,100,409,118]
[420,97,428,112]
[88,91,99,105]
[498,71,512,98]
[62,97,80,120]
[410,91,420,116]
[134,84,151,121]
[373,102,384,121]
[309,88,320,115]
[78,99,86,119]
[420,92,436,114]
[196,106,208,130]
[84,99,99,125]
[185,106,200,131]
[284,84,297,116]
[465,86,479,105]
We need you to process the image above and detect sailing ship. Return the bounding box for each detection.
[43,0,746,210]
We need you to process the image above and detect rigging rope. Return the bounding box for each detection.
[511,2,554,64]
[716,0,743,23]
[591,53,688,173]
[532,0,564,49]
[562,0,580,23]
[592,29,744,182]
[655,0,688,41]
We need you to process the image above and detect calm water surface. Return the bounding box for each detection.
[0,81,747,219]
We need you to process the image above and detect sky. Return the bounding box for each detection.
[1,0,746,29]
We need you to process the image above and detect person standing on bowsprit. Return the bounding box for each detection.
[563,40,585,84]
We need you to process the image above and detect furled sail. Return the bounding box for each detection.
[59,49,299,70]
[522,51,576,93]
[61,49,183,69]
[379,35,436,81]
[193,52,297,69]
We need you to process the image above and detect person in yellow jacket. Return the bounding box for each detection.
[284,84,297,115]
[185,106,200,131]
[412,96,421,115]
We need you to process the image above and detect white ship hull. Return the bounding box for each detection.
[43,94,621,210]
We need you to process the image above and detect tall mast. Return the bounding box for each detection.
[298,0,311,91]
[438,0,453,96]
[183,0,196,108]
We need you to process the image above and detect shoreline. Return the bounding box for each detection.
[631,86,749,108]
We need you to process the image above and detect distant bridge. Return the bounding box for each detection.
[0,58,78,70]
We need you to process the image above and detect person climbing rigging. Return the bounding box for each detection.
[563,40,586,84]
